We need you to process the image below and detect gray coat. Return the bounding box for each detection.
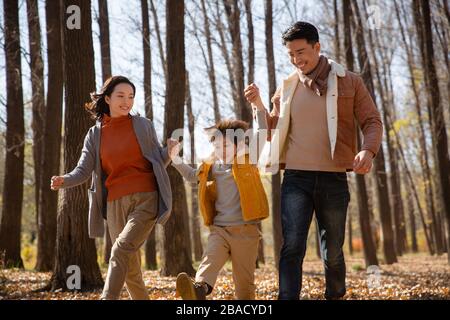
[62,115,172,238]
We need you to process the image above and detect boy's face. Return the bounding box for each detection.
[212,135,236,164]
[285,38,320,74]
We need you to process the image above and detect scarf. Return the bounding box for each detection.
[297,55,331,96]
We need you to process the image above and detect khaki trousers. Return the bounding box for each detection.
[195,224,261,299]
[101,191,158,300]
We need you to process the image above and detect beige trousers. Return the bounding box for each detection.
[101,191,158,300]
[195,224,261,299]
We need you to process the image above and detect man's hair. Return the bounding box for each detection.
[281,21,319,46]
[205,119,250,146]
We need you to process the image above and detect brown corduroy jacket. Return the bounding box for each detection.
[258,59,383,172]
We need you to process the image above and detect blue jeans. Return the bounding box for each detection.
[278,170,350,300]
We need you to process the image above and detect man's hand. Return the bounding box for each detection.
[244,83,265,111]
[167,138,181,160]
[353,150,374,174]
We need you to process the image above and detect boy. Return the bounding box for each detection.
[169,119,269,300]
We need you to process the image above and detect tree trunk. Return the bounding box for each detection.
[355,136,379,267]
[389,109,435,255]
[351,0,397,264]
[199,0,221,122]
[223,0,252,123]
[414,0,450,264]
[186,71,203,261]
[342,0,378,267]
[149,0,167,81]
[244,0,254,86]
[160,0,195,277]
[333,0,341,61]
[213,1,238,114]
[35,0,64,272]
[347,210,353,255]
[49,0,103,291]
[243,0,263,265]
[144,231,157,270]
[97,0,113,265]
[140,0,158,270]
[403,173,418,253]
[98,0,111,82]
[0,0,25,269]
[434,2,450,147]
[361,0,405,255]
[141,0,153,119]
[394,0,437,254]
[264,0,282,268]
[26,0,45,233]
[337,0,353,257]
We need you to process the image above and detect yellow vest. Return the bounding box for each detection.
[197,154,269,226]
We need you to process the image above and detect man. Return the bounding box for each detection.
[244,21,382,300]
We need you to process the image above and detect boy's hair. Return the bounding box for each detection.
[281,21,319,46]
[205,119,250,146]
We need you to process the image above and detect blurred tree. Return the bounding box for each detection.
[97,0,113,266]
[49,0,103,291]
[160,0,195,276]
[342,0,378,266]
[0,0,25,269]
[35,0,64,272]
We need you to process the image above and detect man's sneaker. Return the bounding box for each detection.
[176,273,206,300]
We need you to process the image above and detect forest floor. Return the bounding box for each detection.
[0,253,448,300]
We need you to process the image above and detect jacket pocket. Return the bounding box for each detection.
[87,189,101,218]
[338,90,355,115]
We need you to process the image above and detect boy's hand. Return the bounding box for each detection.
[353,150,374,174]
[244,83,265,111]
[167,138,181,160]
[50,176,64,190]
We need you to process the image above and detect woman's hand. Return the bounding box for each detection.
[167,138,181,160]
[50,176,64,190]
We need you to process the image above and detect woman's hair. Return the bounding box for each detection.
[85,75,136,120]
[205,119,250,146]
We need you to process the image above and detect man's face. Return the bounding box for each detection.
[285,38,321,74]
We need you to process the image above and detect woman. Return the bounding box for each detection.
[50,75,176,300]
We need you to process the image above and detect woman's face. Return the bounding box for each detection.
[105,83,135,117]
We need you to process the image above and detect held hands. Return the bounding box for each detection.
[244,83,265,111]
[50,176,64,190]
[271,92,280,109]
[245,83,281,111]
[167,138,182,161]
[353,150,375,175]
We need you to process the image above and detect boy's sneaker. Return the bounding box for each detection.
[176,273,207,300]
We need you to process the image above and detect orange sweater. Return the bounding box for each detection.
[100,114,156,201]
